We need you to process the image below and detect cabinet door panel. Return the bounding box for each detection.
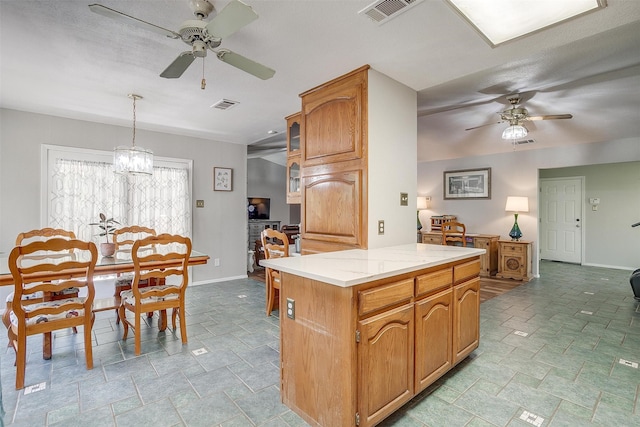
[415,289,452,393]
[358,303,414,427]
[302,71,365,166]
[302,170,362,246]
[453,277,480,364]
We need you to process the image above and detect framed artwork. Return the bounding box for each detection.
[443,168,491,200]
[214,167,233,191]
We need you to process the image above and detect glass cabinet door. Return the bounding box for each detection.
[286,113,301,154]
[287,157,301,204]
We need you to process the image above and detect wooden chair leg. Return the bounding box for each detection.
[119,305,129,340]
[178,304,187,345]
[171,308,178,330]
[265,275,274,316]
[43,332,52,360]
[84,315,94,370]
[15,330,27,389]
[134,309,142,356]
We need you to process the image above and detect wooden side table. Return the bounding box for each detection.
[496,240,533,281]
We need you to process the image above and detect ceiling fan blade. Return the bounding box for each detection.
[88,4,180,39]
[527,114,573,121]
[160,52,196,78]
[205,0,258,39]
[465,121,503,131]
[216,50,275,80]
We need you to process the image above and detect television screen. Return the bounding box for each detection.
[247,197,270,219]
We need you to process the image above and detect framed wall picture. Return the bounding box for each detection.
[444,168,491,199]
[214,167,233,191]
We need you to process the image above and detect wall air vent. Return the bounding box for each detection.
[210,99,239,110]
[359,0,425,25]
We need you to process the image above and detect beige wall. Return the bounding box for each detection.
[0,108,249,284]
[418,138,640,275]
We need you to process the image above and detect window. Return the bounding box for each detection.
[42,145,192,243]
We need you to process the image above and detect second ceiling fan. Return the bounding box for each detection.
[89,0,275,83]
[466,94,573,139]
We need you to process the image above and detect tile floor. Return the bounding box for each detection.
[0,261,639,426]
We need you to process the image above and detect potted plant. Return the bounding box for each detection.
[90,213,120,257]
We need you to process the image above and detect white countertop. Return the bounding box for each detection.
[260,243,485,287]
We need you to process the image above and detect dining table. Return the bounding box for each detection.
[0,248,209,359]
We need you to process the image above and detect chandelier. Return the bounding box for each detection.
[114,94,153,175]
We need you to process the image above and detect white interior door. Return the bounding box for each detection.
[540,177,583,263]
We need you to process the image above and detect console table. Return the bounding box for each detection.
[421,231,499,278]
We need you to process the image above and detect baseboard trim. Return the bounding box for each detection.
[191,275,248,286]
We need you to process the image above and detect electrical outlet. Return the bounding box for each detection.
[196,200,204,208]
[378,220,384,235]
[214,258,220,267]
[286,298,295,319]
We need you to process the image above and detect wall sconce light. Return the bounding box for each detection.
[505,196,529,240]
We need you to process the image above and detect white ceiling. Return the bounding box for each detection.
[1,0,639,163]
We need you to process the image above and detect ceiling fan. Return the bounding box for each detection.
[88,0,275,83]
[465,95,573,135]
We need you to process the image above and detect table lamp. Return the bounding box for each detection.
[505,196,529,240]
[417,197,429,230]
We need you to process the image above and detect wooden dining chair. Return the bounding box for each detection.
[8,238,97,389]
[112,226,156,323]
[441,221,466,246]
[3,228,80,361]
[260,228,290,316]
[118,234,191,356]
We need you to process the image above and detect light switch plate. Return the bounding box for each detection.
[400,192,408,206]
[196,200,204,208]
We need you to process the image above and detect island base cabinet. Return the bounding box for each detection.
[358,303,414,427]
[415,288,453,393]
[279,257,481,427]
[453,277,480,364]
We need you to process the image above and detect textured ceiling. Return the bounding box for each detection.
[1,0,639,163]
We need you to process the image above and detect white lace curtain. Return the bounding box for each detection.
[49,159,191,243]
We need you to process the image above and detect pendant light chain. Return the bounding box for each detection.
[132,95,137,148]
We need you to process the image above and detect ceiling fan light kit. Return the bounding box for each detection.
[114,94,153,176]
[89,0,275,87]
[502,124,528,140]
[466,94,572,146]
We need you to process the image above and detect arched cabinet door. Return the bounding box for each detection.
[301,170,364,248]
[357,303,414,427]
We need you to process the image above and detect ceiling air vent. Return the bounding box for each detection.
[210,99,239,110]
[359,0,425,25]
[516,139,535,145]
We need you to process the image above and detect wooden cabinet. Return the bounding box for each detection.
[358,303,414,427]
[285,113,301,204]
[280,257,480,427]
[421,232,499,277]
[496,240,533,281]
[473,235,499,277]
[298,66,369,253]
[453,277,480,363]
[415,288,452,393]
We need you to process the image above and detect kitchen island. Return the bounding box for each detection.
[261,243,485,427]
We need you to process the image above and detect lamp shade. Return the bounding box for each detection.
[502,125,528,140]
[505,196,529,212]
[417,197,429,210]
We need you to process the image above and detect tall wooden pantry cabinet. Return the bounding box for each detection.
[295,65,418,254]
